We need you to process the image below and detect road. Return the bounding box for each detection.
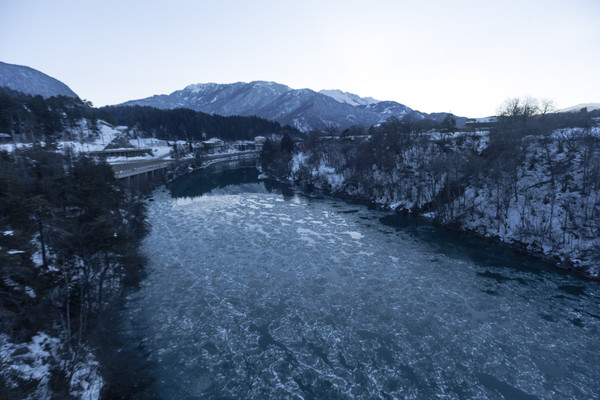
[110,150,260,179]
[111,159,173,179]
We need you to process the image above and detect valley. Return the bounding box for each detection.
[1,60,599,399]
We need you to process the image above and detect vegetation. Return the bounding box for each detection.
[0,88,300,144]
[0,146,148,397]
[0,87,98,142]
[99,105,300,141]
[262,100,600,276]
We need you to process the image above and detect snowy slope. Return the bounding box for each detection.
[0,61,78,98]
[319,89,379,106]
[285,127,600,278]
[559,103,600,113]
[120,81,433,132]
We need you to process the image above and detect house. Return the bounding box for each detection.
[200,138,227,153]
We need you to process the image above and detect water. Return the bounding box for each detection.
[122,162,600,399]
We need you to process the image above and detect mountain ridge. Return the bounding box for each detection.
[319,89,379,107]
[558,103,600,113]
[0,61,78,99]
[120,81,444,132]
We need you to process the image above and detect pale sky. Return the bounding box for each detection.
[1,0,598,117]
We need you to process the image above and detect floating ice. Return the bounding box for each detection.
[122,168,600,399]
[344,231,364,240]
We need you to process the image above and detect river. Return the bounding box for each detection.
[121,161,600,399]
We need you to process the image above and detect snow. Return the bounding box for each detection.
[0,333,61,399]
[0,142,19,152]
[344,231,364,240]
[3,230,14,236]
[0,120,182,169]
[4,278,18,287]
[288,127,600,277]
[474,116,498,123]
[204,137,224,144]
[69,352,103,400]
[319,89,380,106]
[0,61,78,99]
[7,249,25,254]
[0,332,103,400]
[184,82,220,93]
[31,243,44,267]
[57,121,120,153]
[24,286,36,298]
[558,103,600,113]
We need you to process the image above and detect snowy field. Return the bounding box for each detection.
[0,121,174,164]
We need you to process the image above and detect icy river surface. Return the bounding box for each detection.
[123,162,600,399]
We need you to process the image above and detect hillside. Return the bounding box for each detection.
[120,81,459,132]
[261,107,600,278]
[0,61,78,99]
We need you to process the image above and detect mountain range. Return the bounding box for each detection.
[3,61,597,133]
[121,81,458,132]
[0,61,78,99]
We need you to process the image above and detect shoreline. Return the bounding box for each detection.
[279,175,599,282]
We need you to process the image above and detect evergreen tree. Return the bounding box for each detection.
[280,133,294,153]
[441,114,457,133]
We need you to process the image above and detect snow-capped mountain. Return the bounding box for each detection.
[363,100,414,118]
[558,103,600,113]
[0,61,78,99]
[319,89,379,107]
[120,81,442,132]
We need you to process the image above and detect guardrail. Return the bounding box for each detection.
[113,161,172,179]
[197,150,260,162]
[112,150,260,179]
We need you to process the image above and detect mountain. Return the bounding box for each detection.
[0,61,78,99]
[362,100,414,118]
[121,81,447,132]
[319,89,379,107]
[558,103,600,113]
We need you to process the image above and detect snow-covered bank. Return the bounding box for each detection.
[278,128,600,278]
[0,143,151,398]
[0,333,102,399]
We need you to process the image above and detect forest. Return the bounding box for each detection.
[261,100,600,278]
[0,145,150,397]
[0,87,98,141]
[99,105,300,141]
[0,88,298,144]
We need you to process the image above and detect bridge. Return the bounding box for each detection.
[111,159,173,179]
[110,150,260,180]
[89,148,154,159]
[196,150,260,164]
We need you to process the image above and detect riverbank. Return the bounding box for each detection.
[260,128,600,280]
[288,174,598,280]
[269,172,593,281]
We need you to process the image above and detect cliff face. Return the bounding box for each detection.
[276,128,600,278]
